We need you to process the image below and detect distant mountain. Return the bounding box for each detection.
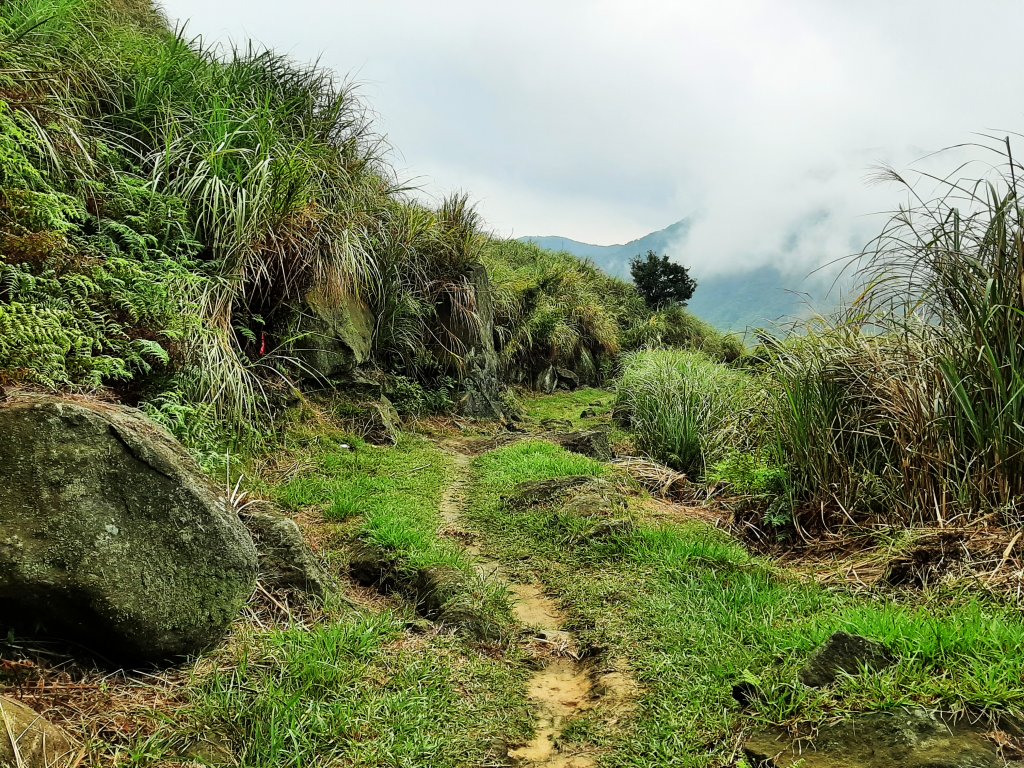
[521,219,835,333]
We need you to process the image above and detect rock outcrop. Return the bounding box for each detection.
[289,288,375,380]
[0,393,258,662]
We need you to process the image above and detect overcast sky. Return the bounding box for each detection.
[158,1,1024,276]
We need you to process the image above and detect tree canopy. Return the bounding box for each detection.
[629,250,697,308]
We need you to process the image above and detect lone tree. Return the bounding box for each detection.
[630,250,697,308]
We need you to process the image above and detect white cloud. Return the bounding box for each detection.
[157,0,1024,275]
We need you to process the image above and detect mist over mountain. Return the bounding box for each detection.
[522,219,841,333]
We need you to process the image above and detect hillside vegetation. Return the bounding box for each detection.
[612,148,1024,533]
[0,0,734,444]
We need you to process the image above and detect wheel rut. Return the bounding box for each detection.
[439,445,602,768]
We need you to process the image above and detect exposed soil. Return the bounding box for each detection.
[438,441,637,767]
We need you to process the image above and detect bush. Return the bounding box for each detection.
[615,349,768,476]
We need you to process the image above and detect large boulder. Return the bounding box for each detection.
[0,393,258,662]
[290,288,375,380]
[0,696,75,768]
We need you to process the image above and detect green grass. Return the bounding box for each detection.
[466,437,1024,767]
[116,412,532,766]
[615,349,769,476]
[134,607,532,768]
[517,386,615,428]
[271,418,514,637]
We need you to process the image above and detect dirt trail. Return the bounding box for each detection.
[438,445,599,768]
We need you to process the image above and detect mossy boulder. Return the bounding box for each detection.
[290,288,375,380]
[743,709,1008,768]
[555,428,613,460]
[0,393,257,662]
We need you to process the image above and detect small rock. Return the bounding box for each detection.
[541,417,574,430]
[242,509,334,597]
[554,366,580,389]
[556,428,613,461]
[580,408,598,418]
[0,696,75,768]
[360,398,400,446]
[535,366,559,394]
[799,632,895,688]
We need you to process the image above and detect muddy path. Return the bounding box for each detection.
[438,443,611,768]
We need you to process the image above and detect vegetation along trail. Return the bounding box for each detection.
[4,1,1024,765]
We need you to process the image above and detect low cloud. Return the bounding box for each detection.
[159,0,1024,276]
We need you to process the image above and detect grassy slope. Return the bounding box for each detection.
[465,395,1024,767]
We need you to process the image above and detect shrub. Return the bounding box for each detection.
[615,349,768,476]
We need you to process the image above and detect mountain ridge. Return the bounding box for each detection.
[520,219,833,333]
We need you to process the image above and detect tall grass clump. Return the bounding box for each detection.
[768,139,1024,527]
[0,0,507,439]
[615,349,768,475]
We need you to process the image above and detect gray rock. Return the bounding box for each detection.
[0,696,76,768]
[0,394,257,662]
[743,709,1011,768]
[360,398,400,446]
[799,632,895,688]
[554,366,580,389]
[535,365,559,394]
[242,509,333,597]
[289,289,375,380]
[556,428,613,461]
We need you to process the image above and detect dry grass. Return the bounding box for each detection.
[611,455,690,500]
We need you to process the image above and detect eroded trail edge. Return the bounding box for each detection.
[439,445,614,768]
